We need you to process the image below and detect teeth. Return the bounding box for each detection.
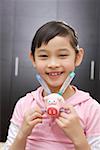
[49,72,61,76]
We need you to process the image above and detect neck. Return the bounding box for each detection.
[62,85,75,100]
[42,85,75,100]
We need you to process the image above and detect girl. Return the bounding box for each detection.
[4,21,100,150]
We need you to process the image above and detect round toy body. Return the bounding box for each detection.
[44,93,64,117]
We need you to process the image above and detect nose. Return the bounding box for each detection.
[47,57,60,68]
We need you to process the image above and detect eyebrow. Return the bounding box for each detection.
[37,48,69,52]
[58,48,69,52]
[37,49,47,53]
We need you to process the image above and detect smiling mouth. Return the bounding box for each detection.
[47,72,63,76]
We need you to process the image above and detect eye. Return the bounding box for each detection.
[47,99,52,103]
[39,55,48,57]
[38,54,48,60]
[61,54,67,56]
[59,54,69,59]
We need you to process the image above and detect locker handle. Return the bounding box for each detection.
[99,69,100,80]
[90,60,95,80]
[15,57,19,76]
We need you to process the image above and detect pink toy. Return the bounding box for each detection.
[44,93,64,117]
[36,72,75,118]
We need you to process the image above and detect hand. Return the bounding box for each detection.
[19,105,43,138]
[55,105,86,145]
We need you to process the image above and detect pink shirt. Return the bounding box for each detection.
[11,86,100,150]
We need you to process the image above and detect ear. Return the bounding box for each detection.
[29,52,36,68]
[75,48,84,67]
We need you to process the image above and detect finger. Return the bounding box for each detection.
[61,104,77,114]
[60,112,70,118]
[56,117,70,129]
[30,112,42,120]
[58,116,68,124]
[31,118,42,127]
[26,104,42,116]
[60,109,78,120]
[33,104,42,114]
[55,118,65,128]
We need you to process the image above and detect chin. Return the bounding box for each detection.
[48,83,62,90]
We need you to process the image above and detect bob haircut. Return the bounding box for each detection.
[31,21,79,57]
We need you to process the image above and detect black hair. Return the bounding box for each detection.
[31,21,79,57]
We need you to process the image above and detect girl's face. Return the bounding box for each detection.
[31,36,83,92]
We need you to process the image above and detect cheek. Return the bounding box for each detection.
[63,59,75,71]
[35,63,45,74]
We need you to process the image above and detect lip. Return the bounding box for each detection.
[46,72,63,78]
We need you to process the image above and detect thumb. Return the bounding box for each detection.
[33,103,42,114]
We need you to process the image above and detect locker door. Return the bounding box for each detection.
[57,0,98,100]
[0,0,15,141]
[9,0,57,118]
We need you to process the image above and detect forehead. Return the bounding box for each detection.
[36,36,73,52]
[47,36,70,47]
